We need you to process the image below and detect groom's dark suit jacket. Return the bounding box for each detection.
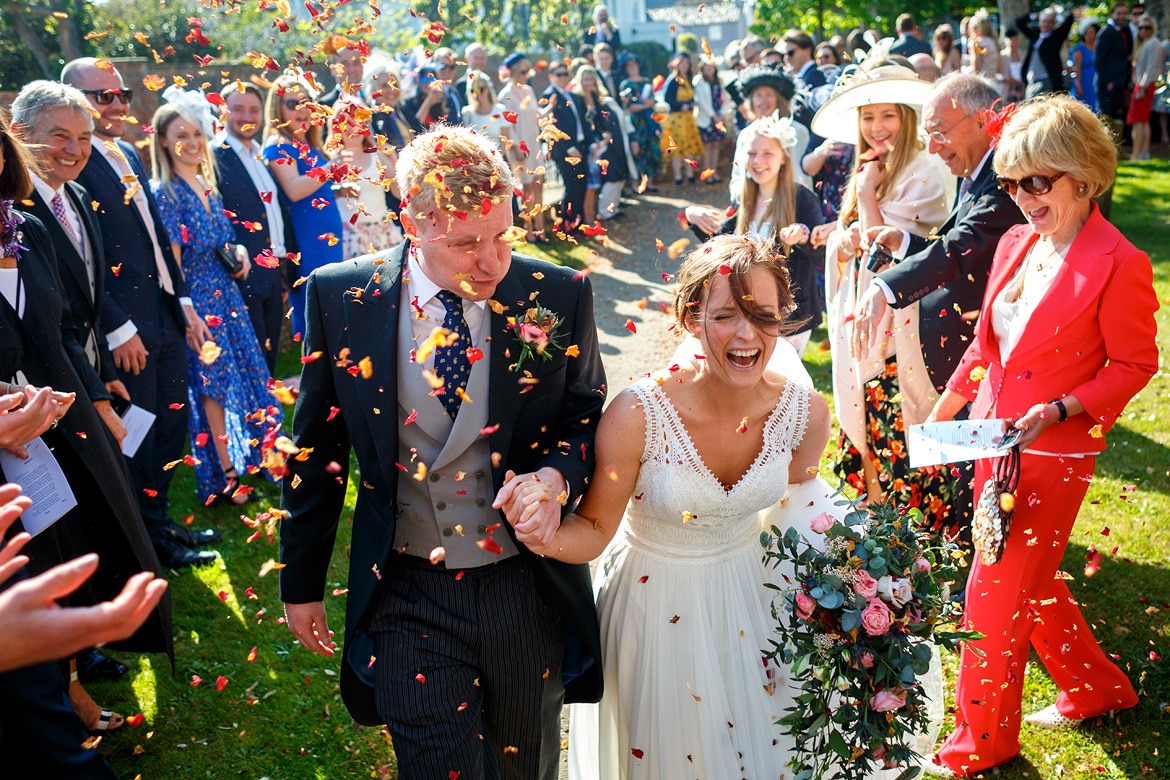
[279,241,607,725]
[876,157,1026,393]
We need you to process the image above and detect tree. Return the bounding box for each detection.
[0,0,91,88]
[408,0,589,55]
[750,0,985,41]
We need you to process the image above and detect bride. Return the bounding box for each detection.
[511,234,831,778]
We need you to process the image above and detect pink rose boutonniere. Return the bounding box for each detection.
[507,301,564,372]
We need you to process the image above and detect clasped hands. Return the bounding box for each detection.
[849,226,907,360]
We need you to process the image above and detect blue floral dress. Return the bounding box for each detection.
[262,138,345,339]
[153,177,283,502]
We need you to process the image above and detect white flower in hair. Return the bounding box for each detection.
[747,113,799,153]
[161,84,216,139]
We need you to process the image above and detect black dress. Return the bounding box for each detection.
[0,214,171,656]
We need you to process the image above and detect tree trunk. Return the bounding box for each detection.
[8,9,55,79]
[998,0,1029,35]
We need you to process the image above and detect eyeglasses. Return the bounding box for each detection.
[1139,24,1154,30]
[784,49,797,58]
[927,112,976,145]
[438,63,456,71]
[997,171,1067,196]
[283,98,307,110]
[551,71,569,77]
[81,88,133,105]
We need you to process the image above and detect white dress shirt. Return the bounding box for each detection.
[405,247,487,372]
[218,132,288,257]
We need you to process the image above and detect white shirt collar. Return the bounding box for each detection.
[219,131,260,157]
[406,244,487,313]
[967,147,994,183]
[29,169,64,200]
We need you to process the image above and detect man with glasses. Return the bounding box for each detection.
[781,29,825,90]
[851,73,1026,530]
[61,57,219,569]
[542,63,592,233]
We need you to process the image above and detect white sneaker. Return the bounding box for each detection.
[1023,703,1084,730]
[920,756,960,777]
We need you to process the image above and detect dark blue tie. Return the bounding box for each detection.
[434,289,472,420]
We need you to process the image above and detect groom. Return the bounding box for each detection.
[280,125,606,779]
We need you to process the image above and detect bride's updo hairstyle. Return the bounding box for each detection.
[673,234,796,336]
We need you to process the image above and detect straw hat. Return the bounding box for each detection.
[810,65,933,144]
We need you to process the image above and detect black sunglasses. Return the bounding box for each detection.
[81,88,133,106]
[283,98,307,110]
[1139,24,1154,30]
[997,171,1067,196]
[784,49,797,57]
[551,70,569,77]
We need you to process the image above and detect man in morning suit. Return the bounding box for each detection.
[280,125,607,779]
[10,81,128,447]
[542,63,593,233]
[62,58,220,568]
[215,82,297,374]
[1015,7,1076,98]
[853,73,1027,534]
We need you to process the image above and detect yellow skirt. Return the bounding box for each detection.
[661,111,704,159]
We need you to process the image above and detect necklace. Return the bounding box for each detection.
[0,200,26,262]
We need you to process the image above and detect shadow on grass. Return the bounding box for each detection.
[1094,422,1170,496]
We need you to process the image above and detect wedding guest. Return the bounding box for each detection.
[403,64,460,128]
[583,4,621,50]
[1127,15,1166,160]
[1071,21,1100,112]
[730,64,811,195]
[684,116,826,355]
[1096,2,1132,132]
[62,57,218,569]
[593,43,621,99]
[1000,28,1027,103]
[215,81,296,374]
[262,73,345,340]
[661,53,704,186]
[1015,6,1076,98]
[1,115,172,749]
[809,65,954,521]
[329,99,401,259]
[693,56,727,183]
[460,71,511,150]
[933,24,962,75]
[617,52,661,189]
[366,59,421,153]
[431,48,465,112]
[965,11,1002,85]
[574,66,635,222]
[149,92,282,505]
[890,14,933,58]
[542,61,593,232]
[783,29,827,90]
[453,43,488,106]
[922,93,1155,779]
[319,38,365,107]
[498,53,547,241]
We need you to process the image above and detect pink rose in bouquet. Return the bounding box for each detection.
[808,512,837,534]
[915,556,932,573]
[853,569,879,599]
[870,689,907,712]
[795,592,816,620]
[861,598,892,636]
[859,651,875,669]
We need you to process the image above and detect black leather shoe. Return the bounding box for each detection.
[154,537,218,568]
[76,648,128,683]
[162,523,222,548]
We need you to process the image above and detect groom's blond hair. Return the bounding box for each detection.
[397,124,514,223]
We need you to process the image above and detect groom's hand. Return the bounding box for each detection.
[494,467,567,550]
[284,601,337,657]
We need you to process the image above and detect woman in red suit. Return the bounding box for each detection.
[922,94,1159,777]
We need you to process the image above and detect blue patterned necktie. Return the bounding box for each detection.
[434,289,472,420]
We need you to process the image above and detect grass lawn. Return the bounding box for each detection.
[99,162,1169,778]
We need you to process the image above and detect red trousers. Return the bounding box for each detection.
[935,453,1138,776]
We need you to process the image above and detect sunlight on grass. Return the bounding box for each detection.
[131,656,158,721]
[191,558,248,625]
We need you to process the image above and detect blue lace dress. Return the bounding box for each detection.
[153,177,283,501]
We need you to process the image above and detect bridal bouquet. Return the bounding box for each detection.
[761,500,978,780]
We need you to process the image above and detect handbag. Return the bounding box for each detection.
[972,443,1021,566]
[216,244,244,276]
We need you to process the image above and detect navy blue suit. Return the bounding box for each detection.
[214,141,295,373]
[75,140,191,534]
[541,86,593,230]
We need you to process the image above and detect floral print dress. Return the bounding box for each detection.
[153,177,282,502]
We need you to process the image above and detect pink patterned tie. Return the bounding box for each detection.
[51,191,81,248]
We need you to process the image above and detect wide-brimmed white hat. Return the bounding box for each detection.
[810,65,933,144]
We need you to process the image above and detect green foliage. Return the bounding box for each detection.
[0,0,94,89]
[621,40,672,79]
[408,0,588,56]
[676,32,700,56]
[749,0,987,41]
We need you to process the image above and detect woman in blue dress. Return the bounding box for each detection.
[149,97,283,504]
[1072,22,1098,112]
[262,74,345,340]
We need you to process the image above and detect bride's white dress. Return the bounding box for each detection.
[568,375,811,779]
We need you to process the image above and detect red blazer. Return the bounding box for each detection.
[947,204,1160,454]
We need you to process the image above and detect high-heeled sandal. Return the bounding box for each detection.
[219,468,252,506]
[70,668,123,734]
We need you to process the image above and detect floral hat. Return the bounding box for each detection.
[809,64,933,144]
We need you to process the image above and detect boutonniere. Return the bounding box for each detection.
[507,301,563,372]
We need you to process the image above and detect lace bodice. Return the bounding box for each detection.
[621,377,809,563]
